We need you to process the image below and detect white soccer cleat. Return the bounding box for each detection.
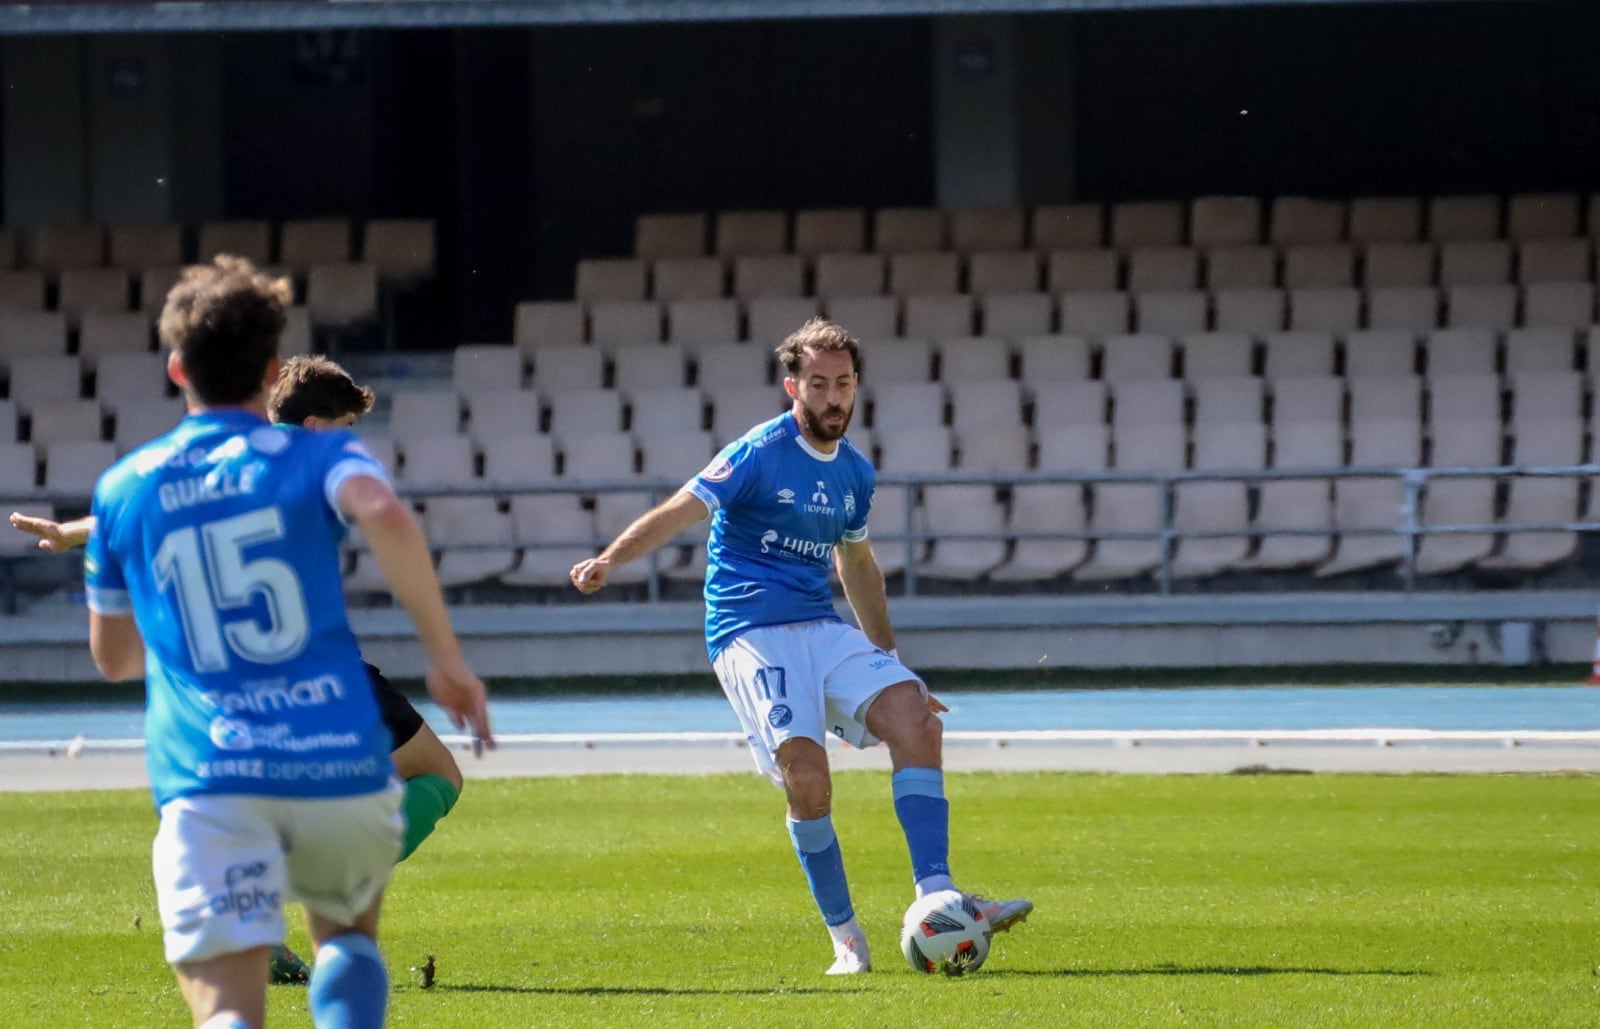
[977,897,1034,934]
[825,935,872,975]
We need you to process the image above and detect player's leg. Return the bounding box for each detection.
[304,894,388,1029]
[714,626,869,973]
[372,666,463,862]
[175,949,271,1029]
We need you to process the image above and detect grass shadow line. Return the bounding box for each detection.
[984,965,1432,979]
[427,983,838,997]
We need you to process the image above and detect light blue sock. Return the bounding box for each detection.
[309,932,387,1029]
[787,814,856,927]
[892,767,952,884]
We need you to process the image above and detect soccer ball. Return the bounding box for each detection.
[899,889,991,975]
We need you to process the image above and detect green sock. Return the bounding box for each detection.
[398,774,460,862]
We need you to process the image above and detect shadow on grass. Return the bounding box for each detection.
[428,984,841,997]
[985,965,1431,978]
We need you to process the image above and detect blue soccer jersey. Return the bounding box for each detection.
[685,412,875,658]
[85,409,395,808]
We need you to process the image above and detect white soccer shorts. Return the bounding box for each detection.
[152,782,405,965]
[712,618,924,787]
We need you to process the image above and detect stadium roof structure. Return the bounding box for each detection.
[0,0,1513,35]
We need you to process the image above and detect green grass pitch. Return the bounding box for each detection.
[1,771,1596,1027]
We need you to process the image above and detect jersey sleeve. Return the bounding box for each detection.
[842,462,874,543]
[684,438,759,514]
[83,483,129,616]
[320,432,393,526]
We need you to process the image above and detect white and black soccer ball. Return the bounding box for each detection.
[900,889,991,975]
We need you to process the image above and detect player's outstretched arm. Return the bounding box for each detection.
[337,474,494,751]
[570,489,709,594]
[9,512,95,552]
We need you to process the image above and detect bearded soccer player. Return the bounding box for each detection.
[571,317,1031,974]
[78,256,492,1029]
[11,354,467,985]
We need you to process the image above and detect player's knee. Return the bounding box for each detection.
[870,681,940,745]
[778,745,832,814]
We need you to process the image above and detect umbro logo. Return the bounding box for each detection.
[777,488,796,504]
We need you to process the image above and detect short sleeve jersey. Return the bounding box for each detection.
[85,409,394,808]
[685,412,875,658]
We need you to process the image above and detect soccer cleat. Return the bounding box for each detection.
[268,943,311,985]
[825,935,872,975]
[976,897,1034,934]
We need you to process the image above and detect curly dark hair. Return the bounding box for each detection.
[157,254,292,406]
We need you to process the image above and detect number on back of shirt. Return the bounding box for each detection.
[152,507,310,672]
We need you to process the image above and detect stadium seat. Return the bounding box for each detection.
[628,386,704,433]
[590,486,659,584]
[865,483,920,577]
[1031,204,1104,251]
[1189,196,1262,247]
[1240,419,1341,572]
[387,391,462,446]
[652,257,726,301]
[0,399,18,443]
[480,431,558,487]
[992,482,1088,581]
[957,423,1030,472]
[1479,416,1582,570]
[1522,282,1594,328]
[903,295,973,339]
[514,301,586,348]
[0,311,67,361]
[108,223,182,270]
[1282,244,1355,289]
[1348,374,1422,426]
[1503,328,1577,374]
[951,208,1025,252]
[562,430,637,481]
[42,440,116,495]
[1074,422,1184,581]
[1362,242,1436,288]
[589,300,663,346]
[793,209,866,256]
[361,219,436,283]
[453,344,524,396]
[714,210,788,257]
[528,341,604,391]
[426,497,517,588]
[502,494,599,587]
[1413,419,1500,575]
[1047,250,1120,293]
[0,270,45,311]
[862,336,935,383]
[26,224,104,273]
[1367,286,1441,332]
[1439,241,1511,285]
[824,296,898,338]
[1507,193,1580,240]
[918,483,1006,580]
[1212,288,1286,334]
[709,385,786,440]
[78,312,153,367]
[1427,195,1501,242]
[1109,202,1184,250]
[980,293,1054,338]
[1289,287,1362,333]
[1204,245,1278,289]
[732,256,805,299]
[692,341,771,389]
[94,352,168,412]
[354,433,397,473]
[197,220,272,265]
[548,387,625,439]
[29,399,103,450]
[1444,284,1516,330]
[1262,333,1339,378]
[1426,372,1501,423]
[1100,333,1175,382]
[112,398,185,451]
[948,379,1024,429]
[1506,369,1582,429]
[1016,335,1091,381]
[1030,379,1107,429]
[873,208,946,254]
[634,213,707,259]
[1315,419,1420,577]
[1135,291,1208,334]
[1126,247,1199,291]
[637,427,715,482]
[6,354,81,412]
[576,258,649,302]
[280,219,351,274]
[1424,329,1499,376]
[1516,239,1590,284]
[1343,330,1417,377]
[1036,421,1109,470]
[876,425,954,473]
[1269,197,1346,246]
[1191,376,1264,425]
[397,434,476,489]
[869,382,945,429]
[1170,421,1264,577]
[746,297,821,344]
[0,442,38,497]
[1348,196,1423,244]
[138,266,182,313]
[665,299,741,345]
[1269,374,1344,424]
[305,264,378,328]
[468,389,543,444]
[888,252,960,296]
[55,268,129,327]
[1057,291,1129,337]
[938,339,1011,383]
[1180,332,1256,379]
[814,253,886,298]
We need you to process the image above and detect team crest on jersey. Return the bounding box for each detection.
[811,481,829,504]
[844,492,856,516]
[777,488,795,504]
[700,455,735,482]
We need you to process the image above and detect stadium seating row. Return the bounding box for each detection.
[631,194,1595,260]
[0,309,312,366]
[581,239,1600,303]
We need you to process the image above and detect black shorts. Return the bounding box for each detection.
[366,662,425,750]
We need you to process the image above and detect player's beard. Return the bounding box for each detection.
[800,400,853,442]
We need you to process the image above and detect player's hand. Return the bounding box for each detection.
[425,655,494,755]
[927,694,950,714]
[569,557,612,594]
[10,512,82,552]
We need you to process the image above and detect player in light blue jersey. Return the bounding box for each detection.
[85,256,492,1029]
[571,318,1031,974]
